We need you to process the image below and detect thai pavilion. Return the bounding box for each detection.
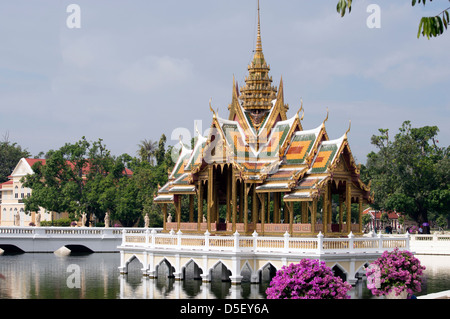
[154,3,372,238]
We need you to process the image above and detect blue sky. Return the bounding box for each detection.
[0,0,449,164]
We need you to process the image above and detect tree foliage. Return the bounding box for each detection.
[22,135,174,227]
[363,121,449,224]
[137,139,157,165]
[337,0,450,39]
[0,137,31,183]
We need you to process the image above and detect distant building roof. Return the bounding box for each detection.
[363,208,401,219]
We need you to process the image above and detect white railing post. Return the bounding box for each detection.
[151,228,157,249]
[377,231,383,252]
[33,227,46,238]
[233,231,240,252]
[177,229,182,249]
[317,232,324,255]
[121,229,126,246]
[283,231,290,253]
[252,231,258,252]
[348,231,354,253]
[145,229,150,245]
[204,230,210,251]
[405,232,410,251]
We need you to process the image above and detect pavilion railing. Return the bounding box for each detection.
[121,229,410,255]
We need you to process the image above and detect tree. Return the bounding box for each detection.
[22,137,134,225]
[0,136,31,183]
[336,0,450,38]
[363,121,449,225]
[137,139,157,165]
[155,134,167,166]
[22,134,177,228]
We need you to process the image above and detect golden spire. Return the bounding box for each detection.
[256,0,262,53]
[239,0,277,113]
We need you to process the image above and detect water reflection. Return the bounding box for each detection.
[119,275,268,299]
[0,253,449,299]
[0,253,121,299]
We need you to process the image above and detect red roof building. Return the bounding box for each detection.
[362,208,406,233]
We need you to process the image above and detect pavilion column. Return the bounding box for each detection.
[358,196,363,233]
[189,195,194,223]
[327,183,332,225]
[175,195,181,231]
[301,202,308,224]
[311,199,317,234]
[274,193,280,223]
[339,194,344,232]
[231,168,237,233]
[197,181,203,231]
[259,193,266,235]
[252,185,258,226]
[207,166,213,232]
[244,183,249,233]
[239,182,244,223]
[214,180,219,223]
[226,167,231,223]
[288,202,294,236]
[322,184,329,236]
[162,203,167,231]
[284,202,288,224]
[346,180,352,234]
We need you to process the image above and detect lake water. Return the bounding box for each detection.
[0,252,449,299]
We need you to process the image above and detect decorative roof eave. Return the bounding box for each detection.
[201,108,237,166]
[154,194,174,204]
[184,123,208,174]
[301,121,330,168]
[278,105,304,157]
[283,189,320,202]
[227,75,241,122]
[168,186,196,195]
[169,140,192,180]
[255,182,291,193]
[260,77,287,135]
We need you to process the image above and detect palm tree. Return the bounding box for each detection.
[137,139,157,165]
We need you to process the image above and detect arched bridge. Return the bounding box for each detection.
[0,226,161,253]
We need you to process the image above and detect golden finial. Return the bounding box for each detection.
[178,135,184,147]
[256,0,262,52]
[195,121,201,138]
[296,99,304,120]
[345,120,352,137]
[209,98,217,118]
[322,107,329,126]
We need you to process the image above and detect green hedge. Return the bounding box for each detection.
[40,218,73,227]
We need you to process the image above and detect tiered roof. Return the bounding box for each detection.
[155,3,371,205]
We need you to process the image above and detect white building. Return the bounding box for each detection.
[0,158,57,226]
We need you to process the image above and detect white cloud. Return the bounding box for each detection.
[118,55,193,93]
[0,0,449,162]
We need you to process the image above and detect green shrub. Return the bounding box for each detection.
[39,218,73,227]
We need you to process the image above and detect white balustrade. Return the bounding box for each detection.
[120,229,410,255]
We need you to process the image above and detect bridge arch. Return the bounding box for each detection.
[258,262,277,283]
[63,245,94,254]
[330,263,348,282]
[209,260,232,282]
[0,244,25,254]
[155,258,175,278]
[182,259,203,280]
[122,254,145,274]
[355,262,370,280]
[240,261,253,283]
